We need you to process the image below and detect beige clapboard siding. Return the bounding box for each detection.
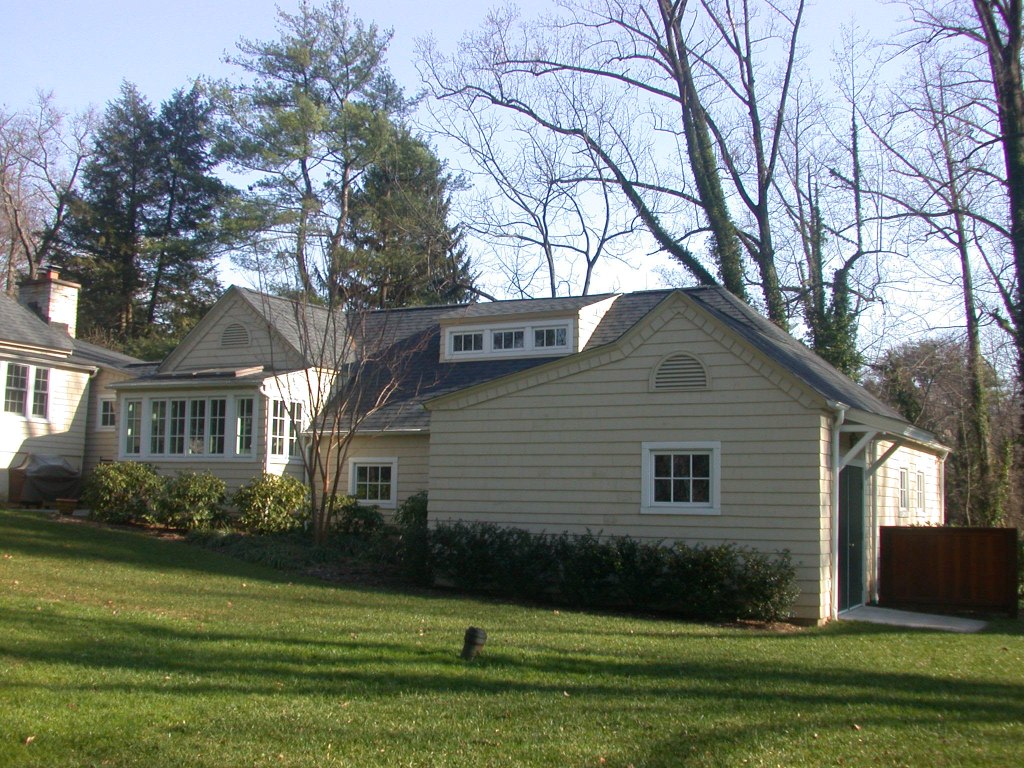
[142,459,275,493]
[872,441,945,526]
[165,298,304,373]
[428,307,831,617]
[332,433,430,514]
[83,368,131,473]
[1,363,91,498]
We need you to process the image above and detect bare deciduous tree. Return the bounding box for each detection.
[0,93,92,293]
[420,0,809,329]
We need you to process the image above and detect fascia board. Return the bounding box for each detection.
[841,407,949,456]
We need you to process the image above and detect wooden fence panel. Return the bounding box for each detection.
[878,527,1019,617]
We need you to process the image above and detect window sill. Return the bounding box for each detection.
[640,505,720,516]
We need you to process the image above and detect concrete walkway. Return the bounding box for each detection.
[839,605,987,633]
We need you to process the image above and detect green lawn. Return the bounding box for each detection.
[1,510,1021,767]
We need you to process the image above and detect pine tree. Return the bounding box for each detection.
[345,128,472,308]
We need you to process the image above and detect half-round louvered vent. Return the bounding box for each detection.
[221,322,250,348]
[652,353,708,391]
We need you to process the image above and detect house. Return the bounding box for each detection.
[108,286,339,489]
[106,284,947,623]
[331,288,948,623]
[0,268,144,501]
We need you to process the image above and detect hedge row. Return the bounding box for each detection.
[417,521,799,622]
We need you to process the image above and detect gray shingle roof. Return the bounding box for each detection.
[0,290,74,353]
[286,286,916,435]
[683,287,907,421]
[234,286,341,365]
[440,294,615,321]
[69,338,146,372]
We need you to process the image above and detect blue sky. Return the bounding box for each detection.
[1,0,907,300]
[2,0,900,116]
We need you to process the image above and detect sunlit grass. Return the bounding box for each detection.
[1,509,1021,767]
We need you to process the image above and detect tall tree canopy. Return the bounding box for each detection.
[217,0,473,307]
[61,82,229,349]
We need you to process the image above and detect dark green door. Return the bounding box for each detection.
[838,465,865,612]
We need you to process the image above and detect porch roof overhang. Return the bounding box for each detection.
[831,402,951,471]
[826,400,950,622]
[110,366,273,392]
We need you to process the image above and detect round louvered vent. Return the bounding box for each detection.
[652,353,708,390]
[221,323,250,348]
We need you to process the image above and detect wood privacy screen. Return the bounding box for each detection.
[878,527,1019,617]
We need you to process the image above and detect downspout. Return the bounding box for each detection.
[828,400,849,621]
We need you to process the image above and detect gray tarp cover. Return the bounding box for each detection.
[12,454,81,502]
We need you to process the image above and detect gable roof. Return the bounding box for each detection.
[0,290,74,354]
[682,287,906,422]
[232,286,338,363]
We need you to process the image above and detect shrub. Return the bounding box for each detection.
[331,495,385,535]
[394,490,429,529]
[157,471,227,530]
[233,473,307,535]
[82,462,164,524]
[426,521,799,622]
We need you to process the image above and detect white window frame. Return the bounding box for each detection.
[3,362,29,414]
[124,399,142,455]
[99,397,117,430]
[3,362,49,420]
[31,368,49,418]
[270,399,304,459]
[446,320,574,360]
[348,457,398,509]
[119,394,255,460]
[898,468,910,517]
[916,470,925,510]
[641,441,721,515]
[534,326,568,349]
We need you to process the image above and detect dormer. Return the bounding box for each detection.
[438,295,619,363]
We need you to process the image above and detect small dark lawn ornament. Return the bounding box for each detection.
[461,626,487,661]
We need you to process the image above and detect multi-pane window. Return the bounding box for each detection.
[535,327,568,348]
[168,400,187,454]
[150,400,168,454]
[236,397,254,455]
[271,400,304,457]
[271,400,287,455]
[124,400,142,455]
[652,452,712,504]
[209,399,226,454]
[4,364,28,413]
[452,332,483,353]
[100,399,117,429]
[130,397,235,458]
[189,400,206,454]
[448,323,572,357]
[289,403,303,457]
[31,368,49,417]
[642,442,720,514]
[492,329,524,350]
[352,462,394,504]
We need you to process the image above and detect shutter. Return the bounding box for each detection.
[653,353,708,390]
[221,323,250,348]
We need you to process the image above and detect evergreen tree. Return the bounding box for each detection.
[62,83,229,346]
[345,128,472,308]
[146,86,230,336]
[64,82,158,336]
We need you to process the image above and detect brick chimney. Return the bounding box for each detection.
[18,266,81,338]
